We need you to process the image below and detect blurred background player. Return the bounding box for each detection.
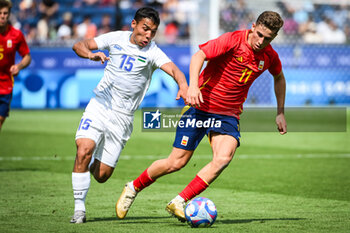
[0,0,31,131]
[70,7,188,224]
[116,11,287,222]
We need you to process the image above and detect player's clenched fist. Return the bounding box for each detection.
[9,65,20,76]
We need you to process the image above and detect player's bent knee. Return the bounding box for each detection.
[166,148,193,173]
[92,163,114,183]
[94,174,109,183]
[214,156,233,168]
[76,147,93,158]
[76,139,95,158]
[75,151,92,168]
[93,170,112,183]
[167,158,187,173]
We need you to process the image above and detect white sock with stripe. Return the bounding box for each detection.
[72,172,90,212]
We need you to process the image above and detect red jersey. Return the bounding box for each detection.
[0,25,30,95]
[197,30,282,119]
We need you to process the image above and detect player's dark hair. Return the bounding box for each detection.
[134,7,160,26]
[0,0,12,12]
[256,11,284,33]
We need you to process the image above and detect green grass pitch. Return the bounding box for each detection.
[0,109,349,232]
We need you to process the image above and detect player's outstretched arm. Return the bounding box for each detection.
[274,70,287,134]
[187,50,206,107]
[160,62,188,104]
[72,38,109,64]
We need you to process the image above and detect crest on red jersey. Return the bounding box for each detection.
[258,60,264,70]
[7,40,12,48]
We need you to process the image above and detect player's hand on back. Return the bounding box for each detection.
[186,85,204,108]
[88,52,110,64]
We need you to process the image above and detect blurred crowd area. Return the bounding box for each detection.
[10,0,192,46]
[8,0,350,47]
[220,0,350,44]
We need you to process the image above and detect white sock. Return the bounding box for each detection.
[175,195,185,202]
[72,172,90,212]
[128,181,136,192]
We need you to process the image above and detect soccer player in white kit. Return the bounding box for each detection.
[70,7,188,224]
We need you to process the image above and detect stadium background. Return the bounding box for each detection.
[1,1,349,232]
[10,0,350,109]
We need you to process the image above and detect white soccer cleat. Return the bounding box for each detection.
[165,198,186,222]
[116,182,137,219]
[70,210,86,224]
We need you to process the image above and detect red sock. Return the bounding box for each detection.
[133,168,155,192]
[179,175,209,201]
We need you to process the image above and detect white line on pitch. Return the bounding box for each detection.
[0,153,349,161]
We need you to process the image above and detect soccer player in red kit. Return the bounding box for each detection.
[116,11,287,222]
[0,0,31,131]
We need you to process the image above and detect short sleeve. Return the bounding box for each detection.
[199,32,237,59]
[268,50,282,76]
[150,45,172,69]
[94,31,116,50]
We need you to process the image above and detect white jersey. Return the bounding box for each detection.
[93,31,171,114]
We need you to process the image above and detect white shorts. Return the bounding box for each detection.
[75,97,134,168]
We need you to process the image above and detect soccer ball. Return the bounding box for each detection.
[185,197,217,228]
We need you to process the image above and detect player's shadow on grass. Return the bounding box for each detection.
[89,216,172,223]
[217,217,306,224]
